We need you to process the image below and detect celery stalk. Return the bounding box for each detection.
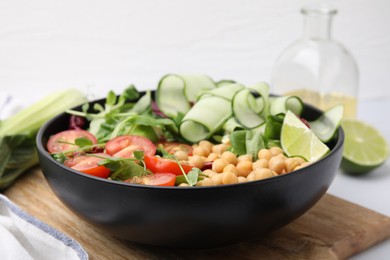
[0,89,87,190]
[0,89,86,136]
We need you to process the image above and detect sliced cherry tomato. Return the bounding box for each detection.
[157,141,193,155]
[47,129,97,154]
[125,173,176,187]
[64,153,111,178]
[144,155,194,176]
[105,135,156,158]
[144,173,176,186]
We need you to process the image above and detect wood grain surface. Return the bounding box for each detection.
[4,167,390,260]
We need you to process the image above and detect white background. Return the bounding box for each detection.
[1,0,389,258]
[1,0,390,102]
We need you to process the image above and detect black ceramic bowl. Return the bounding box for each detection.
[36,93,344,249]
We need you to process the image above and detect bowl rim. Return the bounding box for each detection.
[36,95,344,191]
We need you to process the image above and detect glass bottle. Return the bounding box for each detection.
[271,6,359,118]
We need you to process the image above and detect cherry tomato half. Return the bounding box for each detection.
[157,141,193,155]
[64,153,111,178]
[105,135,156,158]
[125,173,176,187]
[47,129,97,154]
[144,155,194,176]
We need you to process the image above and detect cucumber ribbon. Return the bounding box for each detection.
[156,74,304,143]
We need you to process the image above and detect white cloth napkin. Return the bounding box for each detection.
[1,94,88,259]
[0,194,88,260]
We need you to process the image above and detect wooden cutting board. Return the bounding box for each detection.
[4,167,390,260]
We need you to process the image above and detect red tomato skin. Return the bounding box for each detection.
[125,173,176,186]
[65,153,111,178]
[147,173,176,186]
[47,129,97,154]
[105,135,156,158]
[79,165,111,178]
[144,155,193,176]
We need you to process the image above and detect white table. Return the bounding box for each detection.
[328,99,390,259]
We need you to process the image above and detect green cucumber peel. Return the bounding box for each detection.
[269,96,303,116]
[179,96,232,143]
[232,82,270,129]
[310,105,344,143]
[156,74,216,118]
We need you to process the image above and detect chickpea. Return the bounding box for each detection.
[174,150,188,161]
[284,158,301,173]
[223,164,239,176]
[211,173,223,185]
[246,172,256,182]
[212,158,229,173]
[236,160,253,177]
[257,149,272,161]
[188,155,204,169]
[178,183,190,187]
[193,146,210,157]
[277,153,287,160]
[202,169,217,178]
[212,144,229,155]
[253,168,275,179]
[221,151,238,165]
[268,156,285,174]
[294,162,311,171]
[221,171,238,185]
[247,168,274,182]
[294,157,306,165]
[199,140,213,152]
[237,154,253,163]
[201,178,215,186]
[252,158,268,170]
[238,176,247,183]
[269,146,284,156]
[206,152,219,162]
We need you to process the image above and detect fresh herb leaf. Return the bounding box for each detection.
[245,127,266,158]
[229,130,247,156]
[133,150,144,160]
[174,172,203,186]
[106,91,117,106]
[99,156,147,181]
[264,114,284,140]
[229,127,266,158]
[52,153,68,164]
[186,168,201,186]
[120,85,140,101]
[74,137,93,147]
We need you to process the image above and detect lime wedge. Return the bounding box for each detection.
[281,110,330,162]
[341,119,389,175]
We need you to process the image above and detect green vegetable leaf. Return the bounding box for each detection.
[99,156,147,181]
[120,85,141,102]
[264,114,284,140]
[229,130,247,156]
[186,168,201,186]
[106,91,117,107]
[245,127,266,157]
[74,137,93,147]
[0,89,86,189]
[229,127,266,158]
[133,150,144,160]
[52,153,68,164]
